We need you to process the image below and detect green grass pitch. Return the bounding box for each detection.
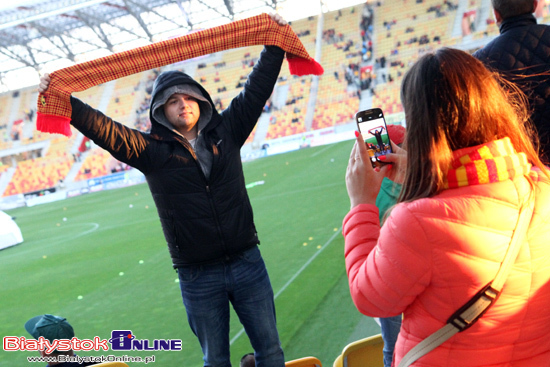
[1,140,381,366]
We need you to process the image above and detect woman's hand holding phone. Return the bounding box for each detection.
[346,131,386,209]
[377,140,407,184]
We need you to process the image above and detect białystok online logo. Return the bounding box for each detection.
[109,330,181,351]
[3,330,182,352]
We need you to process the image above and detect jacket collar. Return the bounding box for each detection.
[499,13,537,34]
[149,122,185,143]
[444,138,531,189]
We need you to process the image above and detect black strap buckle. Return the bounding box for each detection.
[447,282,500,332]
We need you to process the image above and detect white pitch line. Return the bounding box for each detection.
[77,222,100,237]
[310,144,335,157]
[0,222,100,261]
[230,227,342,345]
[254,182,341,202]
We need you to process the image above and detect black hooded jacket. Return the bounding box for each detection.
[69,46,285,266]
[473,14,550,164]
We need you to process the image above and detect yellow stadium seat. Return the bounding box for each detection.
[286,356,322,367]
[333,334,384,367]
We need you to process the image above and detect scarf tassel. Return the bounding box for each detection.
[36,114,72,137]
[287,56,324,77]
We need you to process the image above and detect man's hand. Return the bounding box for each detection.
[269,13,288,26]
[38,73,51,93]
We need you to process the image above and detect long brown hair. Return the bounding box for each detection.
[398,47,544,203]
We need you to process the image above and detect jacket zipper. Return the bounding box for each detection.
[205,185,228,257]
[180,137,227,256]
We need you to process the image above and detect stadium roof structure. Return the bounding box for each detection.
[0,0,365,92]
[0,0,283,75]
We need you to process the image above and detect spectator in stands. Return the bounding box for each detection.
[473,0,550,164]
[214,97,223,111]
[56,179,66,191]
[444,1,458,11]
[24,314,95,366]
[38,13,288,367]
[344,48,550,366]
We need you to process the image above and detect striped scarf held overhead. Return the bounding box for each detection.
[444,137,532,189]
[36,13,324,137]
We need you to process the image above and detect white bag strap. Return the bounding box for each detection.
[398,191,535,367]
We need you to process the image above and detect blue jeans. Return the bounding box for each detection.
[177,246,284,367]
[379,316,402,367]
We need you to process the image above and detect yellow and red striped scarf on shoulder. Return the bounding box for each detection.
[444,137,532,189]
[37,13,323,137]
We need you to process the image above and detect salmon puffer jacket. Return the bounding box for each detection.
[343,139,550,366]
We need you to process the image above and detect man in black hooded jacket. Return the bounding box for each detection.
[473,0,550,164]
[39,13,288,367]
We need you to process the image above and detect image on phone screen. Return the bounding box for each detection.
[356,112,392,167]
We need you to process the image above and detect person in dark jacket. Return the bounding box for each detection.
[39,13,288,367]
[473,0,550,164]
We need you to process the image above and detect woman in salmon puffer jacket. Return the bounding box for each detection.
[343,47,550,367]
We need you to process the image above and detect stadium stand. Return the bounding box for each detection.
[104,73,145,124]
[266,6,364,140]
[3,152,72,196]
[0,164,9,176]
[266,76,311,139]
[74,148,112,182]
[310,7,362,131]
[371,0,461,115]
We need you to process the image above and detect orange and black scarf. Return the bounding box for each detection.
[37,13,323,136]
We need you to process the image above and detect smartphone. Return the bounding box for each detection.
[355,108,393,168]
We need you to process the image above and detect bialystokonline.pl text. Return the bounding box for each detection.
[27,354,155,364]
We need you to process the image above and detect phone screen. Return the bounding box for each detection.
[356,110,392,167]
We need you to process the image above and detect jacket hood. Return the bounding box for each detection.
[149,70,218,135]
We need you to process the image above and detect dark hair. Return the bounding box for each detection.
[398,47,544,203]
[240,353,255,367]
[491,0,536,20]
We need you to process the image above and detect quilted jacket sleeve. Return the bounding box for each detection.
[343,203,432,317]
[70,96,154,173]
[221,46,285,146]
